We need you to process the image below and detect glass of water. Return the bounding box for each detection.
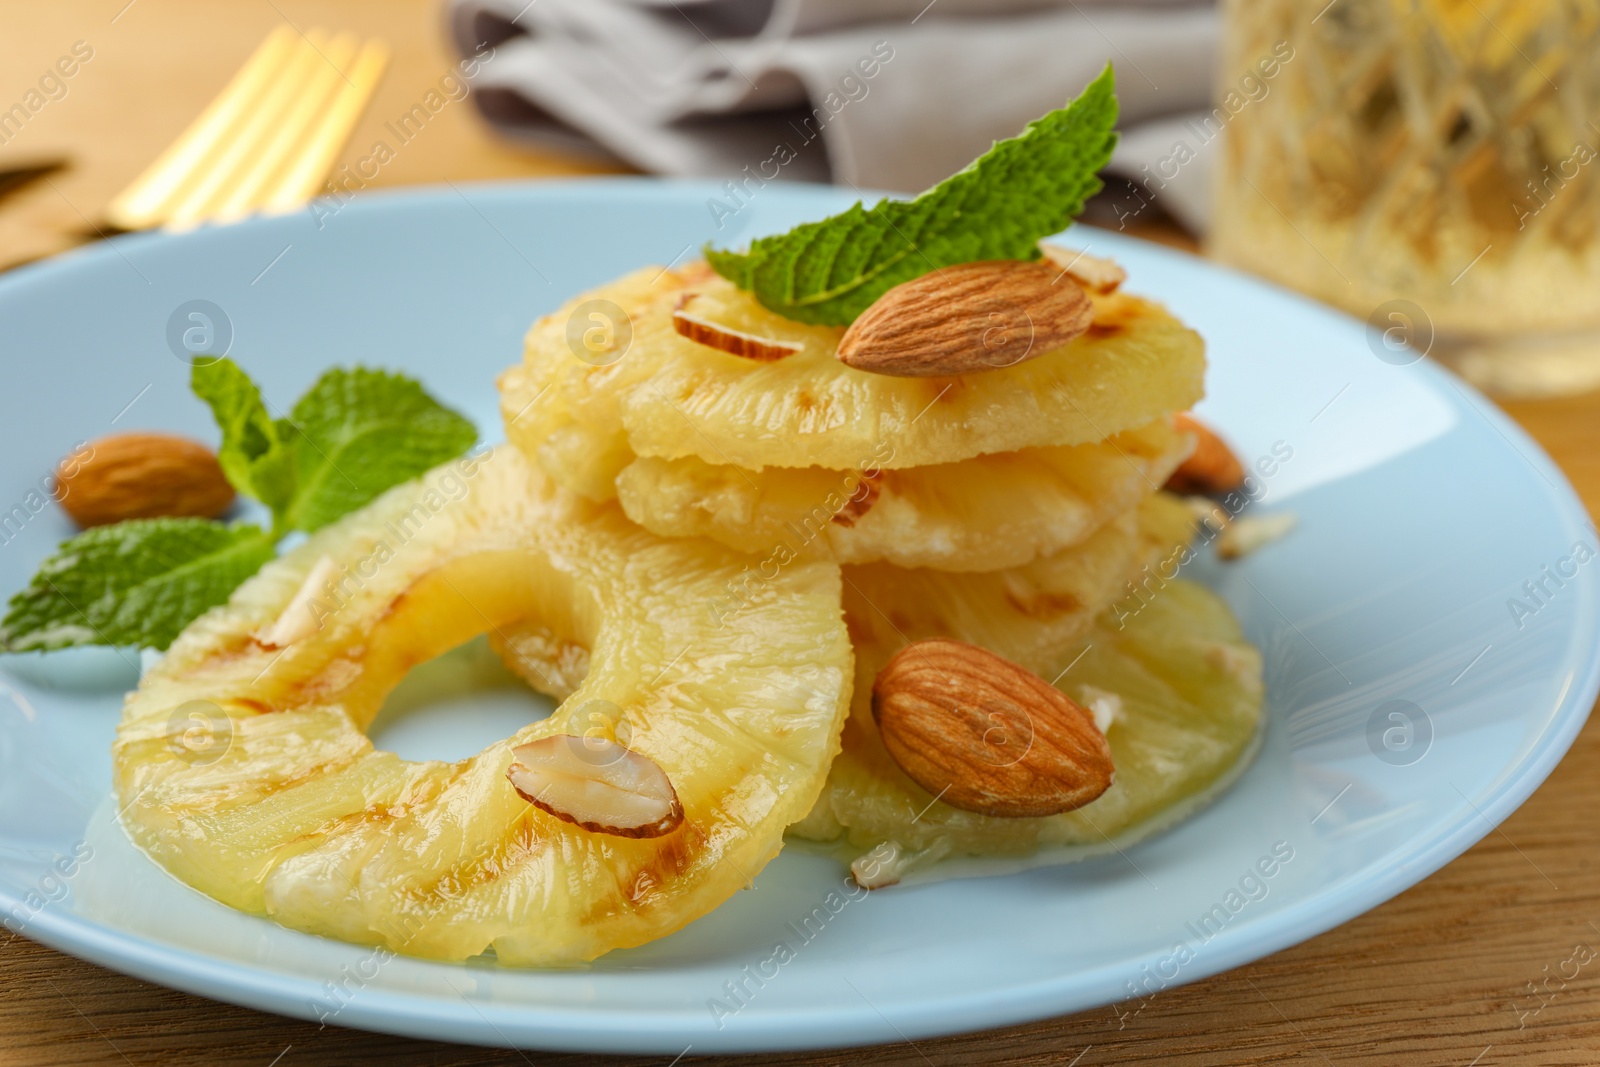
[1210,0,1600,395]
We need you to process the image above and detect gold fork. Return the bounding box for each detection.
[105,26,388,232]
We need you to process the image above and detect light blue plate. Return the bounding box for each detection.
[0,181,1594,1054]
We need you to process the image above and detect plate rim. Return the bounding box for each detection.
[2,176,1596,1053]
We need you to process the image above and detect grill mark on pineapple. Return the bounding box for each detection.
[286,776,458,885]
[193,630,272,667]
[460,819,540,892]
[284,801,402,851]
[279,651,365,705]
[629,868,661,905]
[191,745,368,807]
[830,469,881,527]
[402,815,691,928]
[578,825,697,926]
[1004,587,1083,620]
[917,377,964,403]
[399,816,549,917]
[606,855,683,919]
[379,586,413,622]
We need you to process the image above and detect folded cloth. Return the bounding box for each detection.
[447,0,1217,231]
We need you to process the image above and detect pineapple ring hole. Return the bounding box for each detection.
[365,636,561,764]
[259,547,601,757]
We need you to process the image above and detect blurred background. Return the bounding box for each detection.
[7,0,1597,396]
[0,0,1218,261]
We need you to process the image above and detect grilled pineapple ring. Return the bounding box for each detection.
[513,263,1205,474]
[111,446,852,965]
[502,364,1194,572]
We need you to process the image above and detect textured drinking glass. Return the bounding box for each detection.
[1210,0,1600,394]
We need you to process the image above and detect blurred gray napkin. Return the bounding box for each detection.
[447,0,1217,231]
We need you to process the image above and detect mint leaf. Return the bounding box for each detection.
[191,358,297,524]
[0,519,275,652]
[280,367,476,532]
[707,65,1118,325]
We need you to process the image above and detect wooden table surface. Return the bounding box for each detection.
[4,2,1600,1064]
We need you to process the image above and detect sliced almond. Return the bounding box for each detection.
[1076,685,1124,735]
[836,260,1093,378]
[255,555,339,649]
[1184,495,1233,536]
[56,432,235,528]
[1165,413,1246,495]
[1039,243,1127,294]
[507,734,683,838]
[871,637,1114,818]
[672,300,802,362]
[850,840,909,890]
[1216,512,1297,561]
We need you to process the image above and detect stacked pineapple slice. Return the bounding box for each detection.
[500,252,1265,886]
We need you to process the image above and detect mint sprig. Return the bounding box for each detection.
[1,360,476,653]
[0,519,275,653]
[705,65,1118,325]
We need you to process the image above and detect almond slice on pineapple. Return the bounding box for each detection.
[672,301,803,362]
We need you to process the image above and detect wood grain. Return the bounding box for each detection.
[4,2,1600,1064]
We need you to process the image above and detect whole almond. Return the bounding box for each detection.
[1164,413,1245,496]
[56,432,235,528]
[871,637,1114,818]
[837,260,1093,377]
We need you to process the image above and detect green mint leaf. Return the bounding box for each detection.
[191,357,298,524]
[0,519,275,652]
[280,366,477,532]
[707,65,1118,325]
